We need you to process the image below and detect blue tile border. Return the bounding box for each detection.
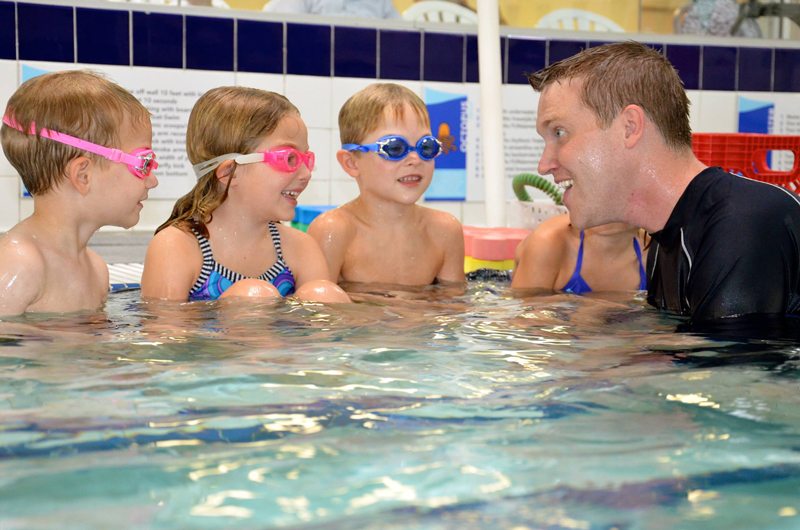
[133,11,183,69]
[1,4,799,94]
[379,29,421,81]
[186,15,233,71]
[702,45,737,91]
[737,47,772,92]
[666,44,700,91]
[774,48,800,93]
[77,7,129,66]
[423,32,464,83]
[0,2,15,60]
[286,22,331,77]
[18,2,74,63]
[464,34,506,83]
[548,40,586,64]
[334,26,376,79]
[238,19,283,74]
[507,37,546,85]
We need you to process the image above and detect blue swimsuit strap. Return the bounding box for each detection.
[562,231,592,294]
[190,224,289,293]
[632,236,647,290]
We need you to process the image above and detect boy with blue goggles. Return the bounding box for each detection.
[307,82,465,289]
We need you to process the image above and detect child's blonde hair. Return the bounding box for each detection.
[339,83,430,145]
[1,70,151,196]
[157,86,299,236]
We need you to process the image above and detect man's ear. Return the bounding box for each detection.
[215,159,236,185]
[64,156,93,196]
[336,149,361,179]
[620,104,646,148]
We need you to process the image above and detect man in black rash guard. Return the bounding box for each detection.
[646,166,800,322]
[528,41,800,327]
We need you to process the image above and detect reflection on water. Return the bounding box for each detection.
[0,284,798,529]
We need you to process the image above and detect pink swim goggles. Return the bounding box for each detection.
[193,147,315,179]
[2,115,158,180]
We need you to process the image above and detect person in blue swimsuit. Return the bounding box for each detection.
[141,87,351,303]
[512,213,647,293]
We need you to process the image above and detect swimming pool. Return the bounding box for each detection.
[1,284,798,529]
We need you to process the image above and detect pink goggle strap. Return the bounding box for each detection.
[2,115,150,174]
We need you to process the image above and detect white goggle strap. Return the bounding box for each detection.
[193,153,246,179]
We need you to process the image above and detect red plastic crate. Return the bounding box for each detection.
[692,133,800,191]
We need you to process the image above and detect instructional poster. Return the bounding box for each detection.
[738,93,800,171]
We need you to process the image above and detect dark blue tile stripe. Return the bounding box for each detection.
[3,4,800,94]
[507,37,545,85]
[738,47,772,92]
[334,26,376,79]
[380,29,421,81]
[133,11,183,69]
[423,32,464,83]
[18,2,74,63]
[186,15,233,71]
[238,19,284,74]
[702,45,737,91]
[287,22,330,76]
[666,44,700,90]
[0,1,15,60]
[774,48,800,93]
[77,7,129,66]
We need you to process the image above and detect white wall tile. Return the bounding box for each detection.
[0,61,18,178]
[136,199,177,232]
[328,129,350,181]
[696,91,738,133]
[462,201,487,227]
[308,127,332,182]
[687,90,702,134]
[235,72,284,94]
[0,177,20,231]
[285,75,332,129]
[329,177,359,205]
[330,77,379,130]
[300,178,331,205]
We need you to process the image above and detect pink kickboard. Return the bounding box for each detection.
[463,226,530,261]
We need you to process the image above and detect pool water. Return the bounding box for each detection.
[0,284,798,529]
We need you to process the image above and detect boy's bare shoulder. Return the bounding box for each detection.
[421,206,462,234]
[308,205,358,238]
[0,230,47,269]
[0,231,47,312]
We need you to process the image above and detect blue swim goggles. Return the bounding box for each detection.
[342,134,442,162]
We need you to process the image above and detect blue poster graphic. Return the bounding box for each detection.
[424,88,467,201]
[738,96,774,133]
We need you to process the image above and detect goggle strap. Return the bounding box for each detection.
[193,153,243,179]
[233,153,265,165]
[3,114,144,168]
[342,143,372,153]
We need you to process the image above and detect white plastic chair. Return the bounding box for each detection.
[402,1,478,24]
[535,8,624,32]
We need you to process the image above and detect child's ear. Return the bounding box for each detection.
[64,156,93,196]
[215,160,236,184]
[336,149,360,178]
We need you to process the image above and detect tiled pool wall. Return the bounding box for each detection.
[0,0,799,231]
